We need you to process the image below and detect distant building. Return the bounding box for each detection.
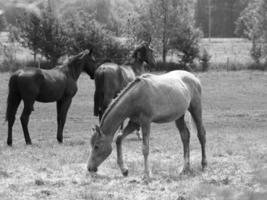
[195,0,248,37]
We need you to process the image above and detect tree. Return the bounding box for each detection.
[236,0,267,64]
[195,0,250,37]
[0,14,7,32]
[125,0,201,64]
[16,12,41,64]
[15,5,68,66]
[169,24,202,66]
[62,8,131,64]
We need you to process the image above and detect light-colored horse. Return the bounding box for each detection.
[87,70,207,180]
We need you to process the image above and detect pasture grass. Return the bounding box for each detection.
[0,71,267,199]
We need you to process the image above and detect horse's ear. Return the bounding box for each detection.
[92,127,96,132]
[144,42,149,47]
[95,125,104,137]
[89,49,93,56]
[136,51,142,60]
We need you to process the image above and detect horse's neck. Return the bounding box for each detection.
[62,61,83,81]
[127,58,143,76]
[100,91,135,140]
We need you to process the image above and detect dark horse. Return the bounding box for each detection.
[94,42,156,121]
[6,49,96,146]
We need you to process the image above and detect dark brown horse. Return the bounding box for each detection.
[6,49,96,146]
[94,42,156,121]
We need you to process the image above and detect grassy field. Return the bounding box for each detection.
[0,71,267,200]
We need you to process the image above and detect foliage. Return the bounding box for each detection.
[125,0,201,65]
[15,6,68,66]
[196,0,250,37]
[236,0,267,64]
[169,24,202,66]
[0,14,7,31]
[62,8,131,64]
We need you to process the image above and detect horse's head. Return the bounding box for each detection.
[87,125,112,173]
[79,49,97,79]
[133,42,156,68]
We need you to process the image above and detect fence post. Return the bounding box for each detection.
[227,57,229,71]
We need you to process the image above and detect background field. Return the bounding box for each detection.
[0,71,267,200]
[200,38,253,70]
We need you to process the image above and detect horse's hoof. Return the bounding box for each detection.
[57,138,63,143]
[7,141,12,146]
[26,141,32,145]
[180,168,192,176]
[202,161,208,171]
[142,175,151,184]
[122,169,129,177]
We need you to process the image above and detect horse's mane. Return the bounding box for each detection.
[55,54,79,69]
[123,44,145,65]
[100,77,142,125]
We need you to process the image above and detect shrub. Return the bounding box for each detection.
[200,49,211,72]
[247,62,267,71]
[250,41,262,64]
[149,61,192,72]
[169,25,202,66]
[62,9,131,64]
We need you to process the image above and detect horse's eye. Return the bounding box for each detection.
[92,56,96,62]
[94,145,99,150]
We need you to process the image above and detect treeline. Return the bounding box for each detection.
[196,0,250,37]
[0,0,204,70]
[1,0,266,71]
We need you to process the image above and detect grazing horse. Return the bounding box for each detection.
[87,70,207,180]
[6,49,96,146]
[93,42,156,121]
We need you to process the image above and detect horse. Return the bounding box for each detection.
[5,49,96,146]
[87,70,207,180]
[93,42,156,121]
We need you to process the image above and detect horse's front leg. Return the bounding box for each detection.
[116,121,139,176]
[141,122,151,181]
[56,98,72,143]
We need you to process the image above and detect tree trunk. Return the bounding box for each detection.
[33,50,37,67]
[162,0,167,63]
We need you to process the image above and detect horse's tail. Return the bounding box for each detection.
[94,69,105,117]
[5,74,21,122]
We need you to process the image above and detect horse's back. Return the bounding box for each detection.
[141,70,201,95]
[14,68,44,80]
[137,71,200,122]
[11,68,44,94]
[95,63,121,90]
[94,63,122,114]
[11,68,68,102]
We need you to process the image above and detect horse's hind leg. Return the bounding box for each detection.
[20,99,35,145]
[175,115,191,173]
[7,97,21,146]
[116,120,139,176]
[189,100,207,170]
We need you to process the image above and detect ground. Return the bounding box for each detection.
[0,71,266,200]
